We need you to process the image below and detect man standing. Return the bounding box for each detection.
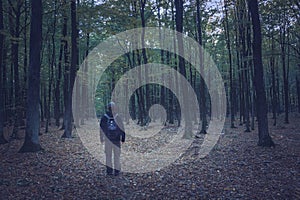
[100,102,125,176]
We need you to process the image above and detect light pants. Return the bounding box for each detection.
[105,141,121,174]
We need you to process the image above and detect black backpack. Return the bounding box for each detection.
[104,114,119,140]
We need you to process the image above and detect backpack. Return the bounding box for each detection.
[104,114,119,140]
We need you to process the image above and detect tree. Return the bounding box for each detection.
[224,0,236,128]
[9,0,24,139]
[247,0,274,147]
[196,0,207,134]
[279,6,289,124]
[0,0,8,144]
[19,0,43,152]
[62,0,78,138]
[175,0,192,138]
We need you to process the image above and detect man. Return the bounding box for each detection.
[100,102,125,176]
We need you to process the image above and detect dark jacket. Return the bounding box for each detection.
[100,111,125,143]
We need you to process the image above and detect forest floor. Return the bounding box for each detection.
[0,113,299,200]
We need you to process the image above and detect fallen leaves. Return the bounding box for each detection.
[0,114,299,199]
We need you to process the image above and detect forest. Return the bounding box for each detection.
[0,0,299,199]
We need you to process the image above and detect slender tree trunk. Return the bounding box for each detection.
[55,0,68,128]
[81,32,90,125]
[74,0,80,128]
[175,0,192,138]
[248,0,274,147]
[296,76,300,113]
[280,9,289,124]
[45,0,57,132]
[171,0,180,126]
[196,0,207,134]
[244,14,251,132]
[270,35,277,125]
[22,0,28,113]
[9,1,23,139]
[19,0,43,152]
[55,43,63,127]
[132,1,146,126]
[224,0,235,128]
[61,0,69,130]
[140,0,150,116]
[2,38,8,126]
[136,49,146,126]
[0,0,8,144]
[62,0,78,138]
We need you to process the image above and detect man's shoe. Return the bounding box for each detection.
[106,167,113,176]
[114,170,120,176]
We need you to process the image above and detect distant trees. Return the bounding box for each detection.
[0,0,298,149]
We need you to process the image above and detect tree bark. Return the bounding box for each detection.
[9,0,23,139]
[270,35,277,126]
[196,0,207,134]
[248,0,274,147]
[224,0,236,128]
[61,0,69,130]
[19,0,43,152]
[297,75,300,113]
[0,0,8,144]
[175,0,192,138]
[280,14,289,124]
[62,0,78,138]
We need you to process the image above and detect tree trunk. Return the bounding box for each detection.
[224,0,235,128]
[244,14,251,132]
[270,35,277,126]
[19,0,43,152]
[81,32,90,125]
[280,8,289,124]
[22,0,28,113]
[0,0,8,144]
[297,75,300,113]
[175,0,192,138]
[140,0,150,116]
[45,0,57,132]
[54,42,63,127]
[9,1,23,139]
[196,0,207,134]
[61,0,69,130]
[62,0,78,138]
[248,0,274,147]
[171,0,180,126]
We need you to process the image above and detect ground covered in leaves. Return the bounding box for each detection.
[0,113,299,199]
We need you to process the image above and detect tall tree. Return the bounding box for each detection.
[175,0,192,138]
[9,0,23,139]
[0,0,8,144]
[45,0,58,133]
[196,0,207,134]
[140,0,150,116]
[280,6,289,124]
[247,0,274,147]
[19,0,43,152]
[62,0,78,138]
[224,0,236,128]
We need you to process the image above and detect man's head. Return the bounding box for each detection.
[107,102,116,113]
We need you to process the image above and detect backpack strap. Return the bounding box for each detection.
[104,113,118,120]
